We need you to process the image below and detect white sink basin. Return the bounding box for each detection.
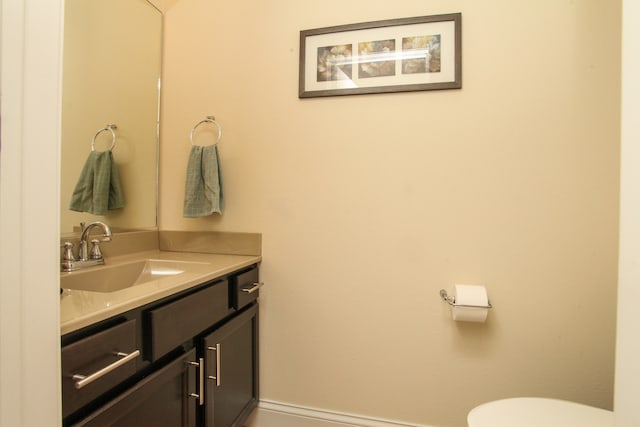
[61,259,207,293]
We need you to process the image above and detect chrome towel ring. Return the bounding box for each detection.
[91,124,117,152]
[190,116,222,146]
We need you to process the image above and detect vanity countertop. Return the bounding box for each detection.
[60,250,261,335]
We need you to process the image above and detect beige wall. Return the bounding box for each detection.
[160,1,621,426]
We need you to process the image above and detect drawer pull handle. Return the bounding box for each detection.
[207,344,221,386]
[187,358,205,405]
[241,282,264,294]
[72,350,140,390]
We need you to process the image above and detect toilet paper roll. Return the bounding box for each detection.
[451,284,489,323]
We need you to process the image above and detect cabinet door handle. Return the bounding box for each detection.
[207,344,221,386]
[241,282,264,294]
[72,350,140,390]
[187,357,205,405]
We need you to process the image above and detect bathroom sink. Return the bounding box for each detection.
[61,259,207,293]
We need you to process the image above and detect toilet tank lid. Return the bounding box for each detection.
[467,397,614,427]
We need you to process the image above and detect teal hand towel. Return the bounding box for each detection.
[183,145,223,217]
[69,151,125,215]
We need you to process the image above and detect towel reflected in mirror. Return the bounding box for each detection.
[69,150,125,215]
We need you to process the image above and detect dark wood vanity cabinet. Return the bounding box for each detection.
[71,348,197,427]
[61,264,260,427]
[61,320,139,419]
[203,304,258,427]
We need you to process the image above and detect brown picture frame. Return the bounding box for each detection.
[299,13,462,98]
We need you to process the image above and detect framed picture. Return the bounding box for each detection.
[299,13,461,98]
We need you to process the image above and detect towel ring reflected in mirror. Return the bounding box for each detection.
[91,124,117,152]
[190,116,222,146]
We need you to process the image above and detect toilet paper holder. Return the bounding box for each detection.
[439,289,493,309]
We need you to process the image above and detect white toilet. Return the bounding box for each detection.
[467,397,614,427]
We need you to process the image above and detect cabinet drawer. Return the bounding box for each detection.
[71,348,197,427]
[147,280,230,361]
[233,267,260,309]
[62,319,138,418]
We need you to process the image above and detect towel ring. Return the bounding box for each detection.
[91,124,117,152]
[190,116,222,146]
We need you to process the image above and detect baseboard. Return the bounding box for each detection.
[244,399,436,427]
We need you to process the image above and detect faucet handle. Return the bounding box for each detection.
[62,242,76,262]
[89,239,104,260]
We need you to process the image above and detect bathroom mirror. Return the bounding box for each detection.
[60,0,162,234]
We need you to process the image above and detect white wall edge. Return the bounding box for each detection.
[0,0,63,426]
[245,400,438,427]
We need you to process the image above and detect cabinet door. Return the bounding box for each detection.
[71,348,198,427]
[203,304,258,427]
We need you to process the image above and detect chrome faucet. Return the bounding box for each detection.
[61,221,112,272]
[78,221,112,261]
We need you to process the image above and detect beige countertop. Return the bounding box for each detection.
[60,250,261,335]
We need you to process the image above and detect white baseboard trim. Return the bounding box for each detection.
[244,399,436,427]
